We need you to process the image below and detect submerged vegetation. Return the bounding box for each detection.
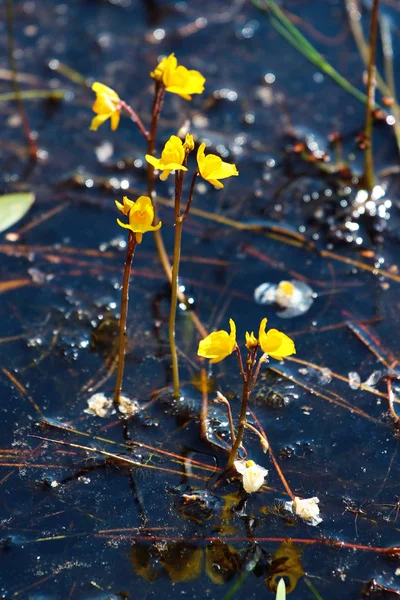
[1,0,400,598]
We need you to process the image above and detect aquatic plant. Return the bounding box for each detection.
[112,196,162,408]
[198,319,295,471]
[145,132,238,396]
[89,54,207,407]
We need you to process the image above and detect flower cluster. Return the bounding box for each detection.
[197,317,295,363]
[146,136,238,189]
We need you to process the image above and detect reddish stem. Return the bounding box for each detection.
[119,100,148,139]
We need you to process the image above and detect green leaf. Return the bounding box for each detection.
[0,193,35,233]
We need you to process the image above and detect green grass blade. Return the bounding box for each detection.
[304,576,325,600]
[252,0,376,107]
[0,89,68,102]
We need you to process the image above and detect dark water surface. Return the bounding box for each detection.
[1,0,400,598]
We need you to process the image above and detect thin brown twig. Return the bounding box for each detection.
[113,231,137,410]
[363,0,380,193]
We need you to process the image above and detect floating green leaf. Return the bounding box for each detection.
[0,192,35,233]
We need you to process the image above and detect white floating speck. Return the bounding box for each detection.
[118,396,140,416]
[285,496,322,526]
[84,393,113,418]
[363,370,382,387]
[254,280,314,318]
[348,372,361,390]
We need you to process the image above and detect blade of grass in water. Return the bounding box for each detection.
[304,576,325,600]
[252,0,378,107]
[0,89,68,102]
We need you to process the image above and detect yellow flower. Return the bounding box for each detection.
[258,318,296,360]
[145,135,188,180]
[245,331,258,350]
[183,133,195,152]
[90,82,121,131]
[197,143,238,189]
[197,319,236,364]
[116,195,161,244]
[150,53,205,100]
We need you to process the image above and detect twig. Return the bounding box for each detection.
[363,0,380,193]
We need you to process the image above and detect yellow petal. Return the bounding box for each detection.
[111,110,120,131]
[90,113,111,131]
[92,82,120,102]
[229,318,236,349]
[160,169,171,181]
[208,179,224,189]
[197,320,236,364]
[258,318,296,360]
[136,232,143,244]
[145,154,162,169]
[117,218,133,231]
[115,200,125,214]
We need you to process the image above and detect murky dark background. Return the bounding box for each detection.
[1,0,400,598]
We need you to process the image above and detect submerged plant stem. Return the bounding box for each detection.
[113,231,137,410]
[363,0,380,193]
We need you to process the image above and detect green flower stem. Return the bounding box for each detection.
[113,230,137,410]
[169,171,184,398]
[363,0,380,193]
[169,169,198,397]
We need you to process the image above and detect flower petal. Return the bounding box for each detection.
[111,110,120,131]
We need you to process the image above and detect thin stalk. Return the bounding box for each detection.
[215,392,236,445]
[235,345,246,379]
[380,15,400,153]
[249,408,295,501]
[5,0,37,159]
[226,376,250,470]
[248,353,268,394]
[363,0,380,193]
[113,231,137,410]
[169,172,184,397]
[345,0,391,96]
[120,100,148,139]
[181,170,199,221]
[226,347,260,469]
[244,422,268,451]
[145,83,172,294]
